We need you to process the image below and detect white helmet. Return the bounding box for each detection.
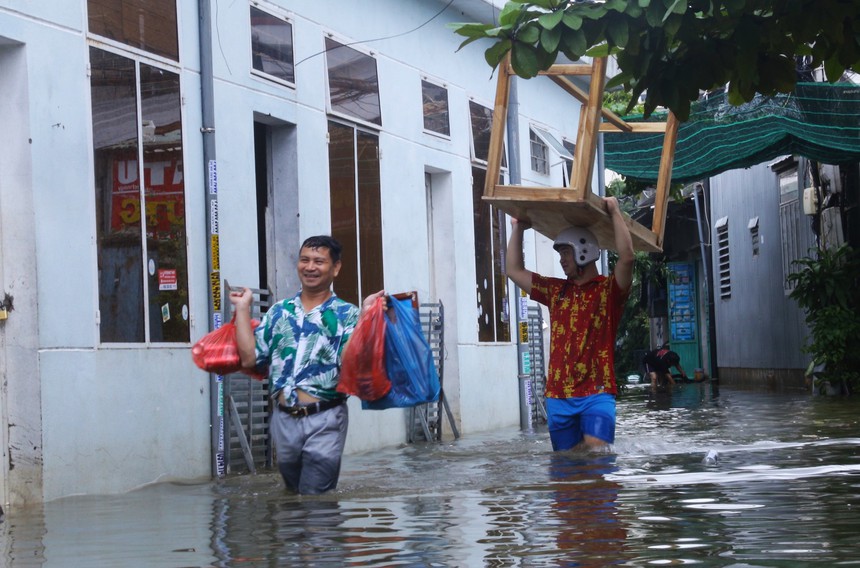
[553,226,600,267]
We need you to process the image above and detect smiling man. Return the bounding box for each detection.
[505,198,633,453]
[230,235,383,494]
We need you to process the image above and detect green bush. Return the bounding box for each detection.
[788,244,860,394]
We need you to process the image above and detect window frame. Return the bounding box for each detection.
[421,76,451,139]
[562,138,576,187]
[529,127,550,175]
[88,43,192,346]
[86,0,180,63]
[467,98,510,343]
[249,3,296,88]
[529,125,573,181]
[323,33,383,130]
[772,158,814,294]
[468,98,506,169]
[327,119,384,306]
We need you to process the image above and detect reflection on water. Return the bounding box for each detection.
[3,384,860,566]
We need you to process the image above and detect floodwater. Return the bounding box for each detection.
[3,382,860,567]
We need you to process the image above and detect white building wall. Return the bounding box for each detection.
[0,0,589,504]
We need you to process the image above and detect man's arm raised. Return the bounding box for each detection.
[506,218,534,294]
[229,287,258,369]
[605,197,634,293]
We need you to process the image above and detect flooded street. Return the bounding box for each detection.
[3,383,860,566]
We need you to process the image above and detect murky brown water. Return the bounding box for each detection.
[3,383,860,566]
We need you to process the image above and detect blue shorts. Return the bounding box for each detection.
[546,393,616,451]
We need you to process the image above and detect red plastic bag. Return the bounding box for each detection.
[337,296,391,400]
[191,315,267,381]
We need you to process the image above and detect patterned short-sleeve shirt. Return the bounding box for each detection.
[254,292,359,404]
[530,273,628,398]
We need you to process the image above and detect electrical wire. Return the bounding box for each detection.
[294,0,457,68]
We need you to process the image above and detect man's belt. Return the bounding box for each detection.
[277,397,346,418]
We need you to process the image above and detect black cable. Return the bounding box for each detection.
[295,0,457,68]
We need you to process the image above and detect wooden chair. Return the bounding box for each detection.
[482,55,680,252]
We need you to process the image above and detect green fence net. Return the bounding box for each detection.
[603,82,860,184]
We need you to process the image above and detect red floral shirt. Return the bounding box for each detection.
[530,273,628,398]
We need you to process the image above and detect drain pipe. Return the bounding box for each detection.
[694,181,718,379]
[503,78,533,432]
[597,132,608,276]
[198,0,225,478]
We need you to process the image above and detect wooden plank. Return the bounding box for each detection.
[651,111,680,247]
[483,186,661,252]
[506,63,593,76]
[548,75,632,133]
[493,184,586,202]
[571,57,609,193]
[599,122,668,133]
[484,55,511,199]
[540,63,594,75]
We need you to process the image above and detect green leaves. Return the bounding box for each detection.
[606,17,629,48]
[451,0,860,119]
[538,9,564,30]
[510,41,542,78]
[484,39,513,69]
[788,244,860,390]
[562,11,583,31]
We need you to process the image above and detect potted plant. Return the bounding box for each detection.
[788,244,860,395]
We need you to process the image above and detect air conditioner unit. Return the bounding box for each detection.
[802,186,818,215]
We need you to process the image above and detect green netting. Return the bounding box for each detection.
[603,83,860,184]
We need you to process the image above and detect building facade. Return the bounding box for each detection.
[0,0,584,505]
[707,158,835,389]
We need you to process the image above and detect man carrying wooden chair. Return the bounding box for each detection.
[505,197,634,453]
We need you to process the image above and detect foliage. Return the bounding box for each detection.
[606,183,668,387]
[787,244,860,393]
[603,89,644,117]
[449,0,860,120]
[606,171,684,204]
[613,251,666,388]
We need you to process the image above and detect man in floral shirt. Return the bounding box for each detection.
[506,197,633,452]
[230,235,383,494]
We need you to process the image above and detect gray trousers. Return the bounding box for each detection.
[271,403,349,494]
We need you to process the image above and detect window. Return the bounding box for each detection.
[468,100,509,341]
[421,79,450,136]
[250,6,294,84]
[325,38,381,126]
[778,166,799,204]
[775,162,815,292]
[88,0,179,61]
[562,138,576,186]
[468,100,506,167]
[529,128,549,175]
[530,126,573,180]
[715,216,731,299]
[90,47,190,343]
[472,168,510,343]
[328,121,384,306]
[749,217,760,257]
[469,101,492,163]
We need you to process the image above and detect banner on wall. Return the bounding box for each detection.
[668,263,696,342]
[110,155,185,238]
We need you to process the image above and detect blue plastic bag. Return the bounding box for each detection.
[362,296,441,410]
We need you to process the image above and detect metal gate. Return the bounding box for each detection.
[526,305,547,424]
[407,301,460,442]
[220,282,273,475]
